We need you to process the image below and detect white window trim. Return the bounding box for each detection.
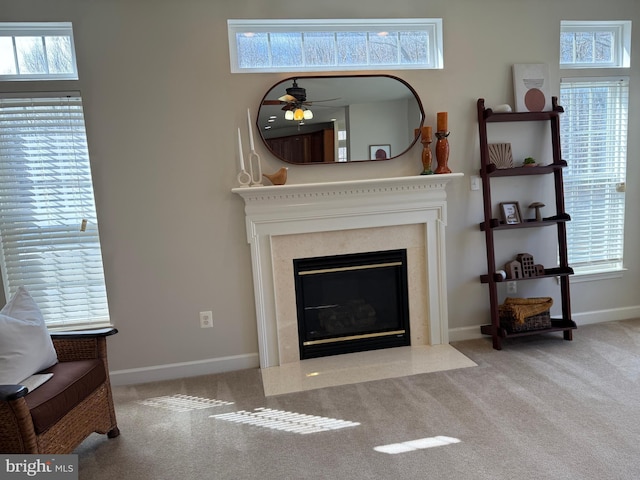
[560,20,631,69]
[0,22,78,81]
[565,267,625,283]
[227,18,443,73]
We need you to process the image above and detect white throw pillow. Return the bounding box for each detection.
[0,287,58,385]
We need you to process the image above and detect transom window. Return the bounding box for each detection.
[560,20,631,69]
[227,19,443,73]
[0,22,77,81]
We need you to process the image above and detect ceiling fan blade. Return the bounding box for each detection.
[262,100,284,105]
[304,98,341,106]
[278,94,298,103]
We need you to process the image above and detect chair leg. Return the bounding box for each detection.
[107,427,120,438]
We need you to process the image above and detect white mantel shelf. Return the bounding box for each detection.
[232,173,464,368]
[232,173,463,208]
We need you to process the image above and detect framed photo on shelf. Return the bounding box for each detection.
[369,144,391,160]
[500,202,522,225]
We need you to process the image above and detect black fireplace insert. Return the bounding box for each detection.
[294,249,410,359]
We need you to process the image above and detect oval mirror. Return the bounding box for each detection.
[257,74,424,164]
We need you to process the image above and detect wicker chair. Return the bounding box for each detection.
[0,327,120,454]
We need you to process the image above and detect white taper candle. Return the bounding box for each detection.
[247,108,255,151]
[237,127,245,170]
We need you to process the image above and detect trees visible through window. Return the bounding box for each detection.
[228,19,443,73]
[0,22,77,80]
[559,20,630,276]
[560,21,631,69]
[0,22,109,328]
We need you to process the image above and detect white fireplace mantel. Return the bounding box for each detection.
[232,174,463,368]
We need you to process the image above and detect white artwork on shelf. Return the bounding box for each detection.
[512,63,551,112]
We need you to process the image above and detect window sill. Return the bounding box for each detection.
[570,268,626,283]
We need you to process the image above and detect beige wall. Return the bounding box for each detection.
[1,0,639,380]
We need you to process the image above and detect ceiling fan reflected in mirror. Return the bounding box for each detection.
[262,78,339,121]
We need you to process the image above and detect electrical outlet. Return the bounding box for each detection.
[199,311,213,328]
[506,281,517,294]
[470,175,481,191]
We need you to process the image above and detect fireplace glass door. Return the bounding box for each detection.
[294,249,410,359]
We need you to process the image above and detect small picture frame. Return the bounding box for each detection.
[500,202,522,225]
[369,144,391,160]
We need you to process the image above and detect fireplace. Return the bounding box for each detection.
[232,174,462,368]
[294,249,410,359]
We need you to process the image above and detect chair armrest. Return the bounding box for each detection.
[50,327,118,340]
[0,384,28,401]
[51,328,118,362]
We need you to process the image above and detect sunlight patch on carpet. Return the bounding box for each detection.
[211,407,360,434]
[137,394,234,412]
[374,436,461,454]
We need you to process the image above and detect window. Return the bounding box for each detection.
[560,20,631,69]
[0,22,109,329]
[228,19,443,73]
[559,78,628,274]
[559,20,630,277]
[0,22,78,80]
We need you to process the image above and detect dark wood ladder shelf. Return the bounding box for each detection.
[476,97,576,350]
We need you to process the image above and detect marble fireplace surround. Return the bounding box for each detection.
[232,174,463,369]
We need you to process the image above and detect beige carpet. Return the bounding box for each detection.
[76,319,640,480]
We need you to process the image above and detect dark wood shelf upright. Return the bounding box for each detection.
[477,97,577,350]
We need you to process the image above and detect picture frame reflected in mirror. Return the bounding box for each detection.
[369,144,391,160]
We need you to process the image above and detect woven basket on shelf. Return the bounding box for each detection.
[499,297,553,332]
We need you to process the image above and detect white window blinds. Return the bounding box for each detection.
[560,78,628,272]
[0,94,110,328]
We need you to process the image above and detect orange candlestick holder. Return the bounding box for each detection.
[435,130,452,174]
[415,127,433,175]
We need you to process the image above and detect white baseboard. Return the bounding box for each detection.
[448,306,640,343]
[571,306,640,325]
[110,353,260,386]
[109,307,640,385]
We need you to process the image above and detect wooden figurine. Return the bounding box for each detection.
[516,253,536,278]
[529,202,545,221]
[505,260,522,279]
[263,167,288,185]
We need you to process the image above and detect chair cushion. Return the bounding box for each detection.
[0,287,58,384]
[25,359,106,434]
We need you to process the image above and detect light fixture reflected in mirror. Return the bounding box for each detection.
[285,106,313,121]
